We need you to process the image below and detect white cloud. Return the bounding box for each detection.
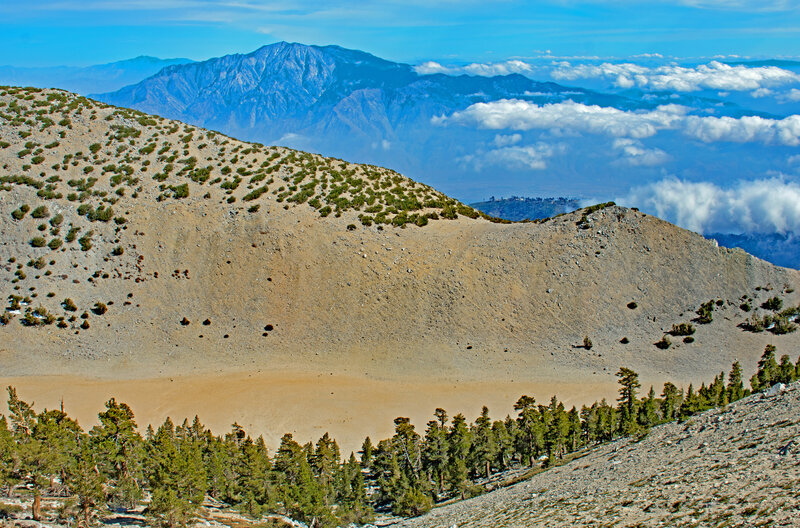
[619,177,800,234]
[438,98,800,146]
[460,141,561,171]
[612,138,670,166]
[751,88,773,98]
[414,59,537,77]
[492,133,522,147]
[551,60,800,92]
[437,99,688,138]
[784,88,800,102]
[683,114,800,146]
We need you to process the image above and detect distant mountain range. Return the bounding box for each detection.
[0,56,193,94]
[708,233,799,270]
[93,42,636,191]
[469,196,581,221]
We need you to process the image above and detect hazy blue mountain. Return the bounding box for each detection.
[0,56,194,95]
[470,196,581,221]
[91,42,790,203]
[708,233,800,270]
[94,42,643,195]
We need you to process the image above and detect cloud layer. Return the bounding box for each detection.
[438,100,687,138]
[619,177,800,234]
[437,99,800,146]
[550,60,800,92]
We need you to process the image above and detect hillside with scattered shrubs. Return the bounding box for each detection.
[0,86,799,455]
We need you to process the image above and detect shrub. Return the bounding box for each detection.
[62,298,77,311]
[669,322,695,336]
[50,213,63,226]
[65,227,80,243]
[683,336,695,344]
[655,336,671,349]
[31,205,49,218]
[620,337,629,344]
[583,336,593,349]
[30,236,46,247]
[695,300,714,324]
[627,302,638,309]
[48,238,62,250]
[393,488,433,517]
[111,246,124,256]
[740,302,751,312]
[92,302,107,315]
[11,204,29,220]
[79,233,93,251]
[762,297,783,311]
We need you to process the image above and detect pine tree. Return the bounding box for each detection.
[616,368,641,435]
[638,386,660,428]
[514,395,543,466]
[236,435,273,516]
[544,398,569,462]
[727,361,745,402]
[660,382,681,421]
[66,442,108,527]
[146,418,208,528]
[90,398,144,509]
[312,433,340,506]
[491,419,515,471]
[0,415,16,495]
[359,436,374,469]
[751,344,778,391]
[421,416,449,494]
[469,406,497,478]
[778,354,797,384]
[6,387,68,521]
[446,414,471,497]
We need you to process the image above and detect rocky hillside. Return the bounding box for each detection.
[1,86,799,449]
[392,380,800,528]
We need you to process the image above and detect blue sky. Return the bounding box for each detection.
[1,0,799,66]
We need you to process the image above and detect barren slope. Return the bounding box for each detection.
[1,86,799,449]
[392,381,800,528]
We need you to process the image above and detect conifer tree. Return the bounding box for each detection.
[7,387,63,521]
[660,382,681,421]
[491,418,515,471]
[616,368,641,435]
[727,361,745,402]
[777,354,797,384]
[90,398,144,509]
[146,418,208,528]
[236,435,273,516]
[66,442,108,527]
[359,436,374,469]
[469,406,497,478]
[446,414,471,497]
[0,415,15,494]
[421,416,449,494]
[514,395,543,466]
[638,386,660,427]
[751,344,778,391]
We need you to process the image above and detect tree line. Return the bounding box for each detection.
[1,344,798,527]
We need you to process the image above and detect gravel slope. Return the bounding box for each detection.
[392,382,800,528]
